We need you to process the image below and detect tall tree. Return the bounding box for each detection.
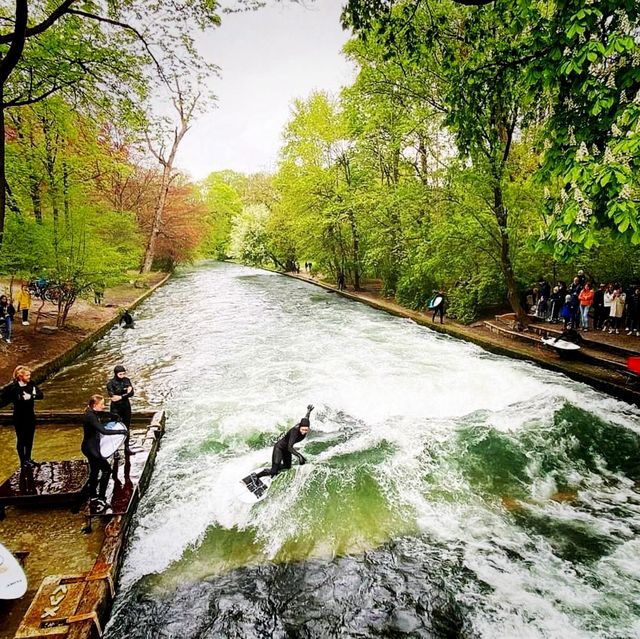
[0,0,222,250]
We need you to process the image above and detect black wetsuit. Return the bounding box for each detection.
[81,408,126,499]
[3,380,43,466]
[107,375,134,448]
[256,426,307,478]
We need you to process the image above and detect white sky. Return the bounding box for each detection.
[175,0,355,181]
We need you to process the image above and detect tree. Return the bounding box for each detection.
[0,0,223,250]
[342,0,640,258]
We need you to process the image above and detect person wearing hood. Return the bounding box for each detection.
[255,405,314,479]
[106,365,135,454]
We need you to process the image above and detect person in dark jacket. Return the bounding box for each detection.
[0,294,16,343]
[255,405,314,479]
[592,283,606,330]
[119,309,135,329]
[2,366,43,468]
[106,365,135,454]
[81,394,127,512]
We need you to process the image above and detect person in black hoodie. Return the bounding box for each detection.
[106,365,135,454]
[255,405,314,479]
[2,366,43,468]
[81,394,127,512]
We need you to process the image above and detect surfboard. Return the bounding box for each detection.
[99,421,127,458]
[428,295,443,309]
[238,470,273,504]
[0,543,27,600]
[541,337,581,351]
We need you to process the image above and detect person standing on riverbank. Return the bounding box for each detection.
[107,365,135,454]
[2,366,43,468]
[82,394,127,512]
[15,284,31,326]
[431,289,446,324]
[0,294,15,343]
[578,282,594,331]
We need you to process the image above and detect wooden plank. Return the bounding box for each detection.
[14,574,87,638]
[0,461,88,510]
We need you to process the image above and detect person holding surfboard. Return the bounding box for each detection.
[81,394,127,513]
[107,365,135,455]
[254,405,314,480]
[2,366,43,468]
[429,289,445,324]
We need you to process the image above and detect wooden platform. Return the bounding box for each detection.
[0,462,88,519]
[0,410,165,639]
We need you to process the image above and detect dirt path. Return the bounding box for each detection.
[0,273,168,384]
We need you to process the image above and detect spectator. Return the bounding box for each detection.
[628,287,640,337]
[602,284,613,332]
[609,285,626,334]
[548,286,562,323]
[337,272,346,291]
[578,282,594,331]
[0,294,16,344]
[560,294,576,329]
[93,281,105,305]
[15,284,31,326]
[592,283,606,330]
[537,279,551,318]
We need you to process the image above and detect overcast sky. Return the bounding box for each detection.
[175,0,355,180]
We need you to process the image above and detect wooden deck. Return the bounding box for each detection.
[0,410,165,639]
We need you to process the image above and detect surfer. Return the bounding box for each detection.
[2,366,43,468]
[431,289,445,324]
[81,394,127,512]
[255,405,314,479]
[554,327,584,346]
[106,365,135,454]
[119,309,135,329]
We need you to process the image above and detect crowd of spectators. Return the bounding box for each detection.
[529,270,640,336]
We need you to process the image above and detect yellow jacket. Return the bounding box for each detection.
[15,289,31,310]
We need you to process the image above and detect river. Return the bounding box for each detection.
[41,262,640,638]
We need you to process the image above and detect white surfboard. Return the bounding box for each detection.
[541,337,581,351]
[237,470,273,504]
[99,421,127,458]
[0,543,27,600]
[428,295,443,309]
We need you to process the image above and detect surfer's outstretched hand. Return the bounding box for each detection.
[306,404,314,415]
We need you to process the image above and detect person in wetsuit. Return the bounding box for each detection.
[554,327,584,346]
[2,366,43,468]
[119,309,135,329]
[81,394,127,512]
[106,365,135,454]
[255,405,314,479]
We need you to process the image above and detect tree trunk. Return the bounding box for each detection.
[494,184,527,325]
[140,163,170,273]
[0,0,29,250]
[347,209,361,291]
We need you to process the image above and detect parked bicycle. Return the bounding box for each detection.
[28,278,61,303]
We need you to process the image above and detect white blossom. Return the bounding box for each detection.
[576,142,589,161]
[611,123,622,137]
[604,147,616,163]
[619,183,632,200]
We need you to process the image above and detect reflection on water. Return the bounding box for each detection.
[37,262,640,638]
